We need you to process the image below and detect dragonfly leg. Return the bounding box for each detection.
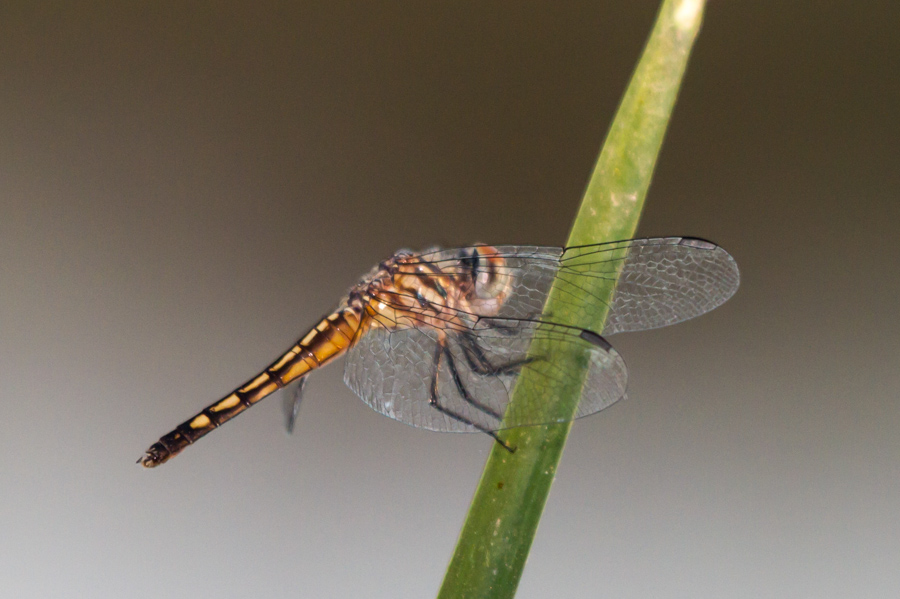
[428,341,516,453]
[457,331,536,376]
[443,344,503,421]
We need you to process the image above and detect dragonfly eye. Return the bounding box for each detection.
[468,246,510,302]
[459,250,479,280]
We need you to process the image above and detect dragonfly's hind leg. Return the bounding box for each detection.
[443,345,503,421]
[428,340,516,453]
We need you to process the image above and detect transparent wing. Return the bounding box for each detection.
[343,319,627,433]
[342,237,737,433]
[281,377,307,434]
[562,237,740,335]
[410,237,740,335]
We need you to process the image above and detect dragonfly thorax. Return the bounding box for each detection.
[346,246,513,334]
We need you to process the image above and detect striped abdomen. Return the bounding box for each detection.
[139,309,361,467]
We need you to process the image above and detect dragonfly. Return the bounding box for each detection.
[139,237,739,467]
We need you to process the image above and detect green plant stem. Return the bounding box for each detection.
[436,1,707,598]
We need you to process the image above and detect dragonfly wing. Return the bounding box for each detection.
[569,237,741,335]
[413,238,738,336]
[343,237,736,433]
[343,319,627,433]
[281,377,307,434]
[343,325,451,430]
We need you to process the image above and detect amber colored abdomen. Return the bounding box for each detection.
[139,308,362,467]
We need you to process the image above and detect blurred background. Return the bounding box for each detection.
[1,1,898,597]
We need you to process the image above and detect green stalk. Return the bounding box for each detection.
[437,1,707,597]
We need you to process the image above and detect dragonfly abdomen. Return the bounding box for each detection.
[139,308,362,468]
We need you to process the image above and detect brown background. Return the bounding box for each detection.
[1,2,898,597]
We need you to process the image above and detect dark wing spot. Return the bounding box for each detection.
[579,329,612,350]
[678,237,717,250]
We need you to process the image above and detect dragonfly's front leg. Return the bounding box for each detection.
[457,331,536,377]
[428,338,515,453]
